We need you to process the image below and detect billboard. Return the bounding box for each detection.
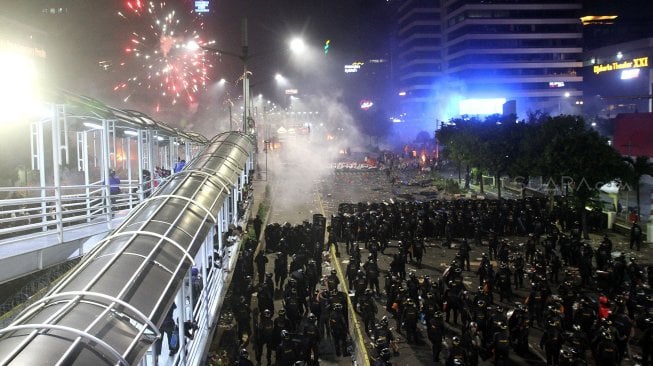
[194,1,209,13]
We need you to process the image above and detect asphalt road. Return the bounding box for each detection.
[249,140,648,366]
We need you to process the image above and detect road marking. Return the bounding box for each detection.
[317,187,370,366]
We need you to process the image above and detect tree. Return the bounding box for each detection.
[437,119,480,187]
[622,155,653,219]
[541,115,626,238]
[477,115,524,199]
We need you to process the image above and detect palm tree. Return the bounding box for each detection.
[623,156,653,219]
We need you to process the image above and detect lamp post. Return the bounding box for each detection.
[202,18,252,134]
[242,19,251,134]
[203,31,305,134]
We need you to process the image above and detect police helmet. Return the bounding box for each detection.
[381,316,389,326]
[380,348,392,360]
[452,336,461,346]
[263,309,272,318]
[601,331,612,341]
[547,319,557,327]
[308,313,317,322]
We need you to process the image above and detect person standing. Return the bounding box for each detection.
[274,253,288,291]
[255,251,268,285]
[252,215,263,241]
[427,317,444,363]
[254,309,276,365]
[630,222,642,251]
[155,303,178,359]
[329,303,349,357]
[173,158,186,173]
[108,169,121,209]
[458,239,471,271]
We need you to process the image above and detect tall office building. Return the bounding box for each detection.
[396,0,444,123]
[580,0,653,116]
[396,0,584,123]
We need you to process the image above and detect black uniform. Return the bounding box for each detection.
[330,304,349,357]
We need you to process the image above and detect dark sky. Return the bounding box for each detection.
[1,0,392,126]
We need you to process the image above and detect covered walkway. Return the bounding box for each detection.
[0,89,257,365]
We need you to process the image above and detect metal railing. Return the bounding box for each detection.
[0,180,156,244]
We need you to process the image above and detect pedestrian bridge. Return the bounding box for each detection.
[0,89,256,365]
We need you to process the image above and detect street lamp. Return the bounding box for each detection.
[201,19,253,133]
[290,38,306,54]
[203,30,306,133]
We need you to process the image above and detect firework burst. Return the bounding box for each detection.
[114,0,214,112]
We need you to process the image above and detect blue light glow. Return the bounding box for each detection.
[458,98,506,115]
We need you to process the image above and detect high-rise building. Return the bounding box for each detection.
[580,0,653,117]
[395,0,443,123]
[395,0,584,123]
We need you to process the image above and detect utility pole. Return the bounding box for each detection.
[242,18,250,134]
[202,18,253,134]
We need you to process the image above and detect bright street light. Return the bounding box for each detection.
[0,51,40,123]
[290,38,306,54]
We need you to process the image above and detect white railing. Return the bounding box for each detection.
[0,180,156,244]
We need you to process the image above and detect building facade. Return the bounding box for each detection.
[395,0,584,123]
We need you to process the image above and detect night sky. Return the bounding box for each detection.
[1,0,392,129]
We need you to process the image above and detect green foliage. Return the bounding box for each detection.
[437,114,627,206]
[445,179,461,194]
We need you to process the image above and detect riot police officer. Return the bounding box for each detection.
[402,297,420,344]
[359,289,378,336]
[427,316,444,362]
[446,336,468,366]
[255,309,276,365]
[540,319,562,366]
[235,349,254,366]
[276,330,298,365]
[330,303,349,357]
[364,257,381,295]
[299,313,320,364]
[492,322,510,366]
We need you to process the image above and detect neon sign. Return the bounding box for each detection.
[194,1,209,13]
[360,100,374,110]
[593,56,648,74]
[344,62,364,73]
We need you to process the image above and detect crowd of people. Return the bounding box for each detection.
[222,195,652,366]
